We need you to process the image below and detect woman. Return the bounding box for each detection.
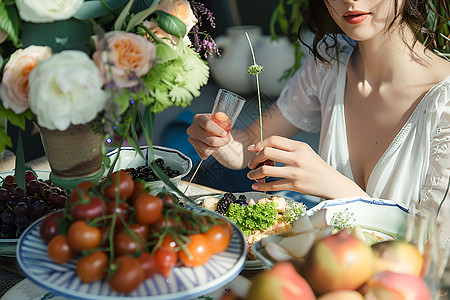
[187,0,450,247]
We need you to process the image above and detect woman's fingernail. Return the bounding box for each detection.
[248,144,255,151]
[252,184,258,190]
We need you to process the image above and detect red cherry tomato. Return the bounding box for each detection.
[154,247,177,277]
[156,191,178,204]
[178,233,212,267]
[103,170,134,201]
[134,194,163,225]
[39,210,63,244]
[106,200,130,227]
[129,223,150,241]
[137,251,157,280]
[128,180,148,206]
[67,220,102,252]
[108,256,144,294]
[70,191,107,221]
[76,251,108,283]
[47,234,76,264]
[204,221,233,254]
[114,230,143,257]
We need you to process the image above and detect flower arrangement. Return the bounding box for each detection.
[0,0,218,157]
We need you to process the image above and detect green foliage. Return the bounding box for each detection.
[428,0,450,60]
[0,1,21,47]
[269,0,307,79]
[226,202,278,236]
[282,201,307,224]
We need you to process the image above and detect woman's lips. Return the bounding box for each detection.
[343,12,369,24]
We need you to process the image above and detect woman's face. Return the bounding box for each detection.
[324,0,403,41]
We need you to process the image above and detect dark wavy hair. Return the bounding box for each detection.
[299,0,435,63]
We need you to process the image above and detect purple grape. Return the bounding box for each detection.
[0,188,9,201]
[12,187,27,200]
[7,196,18,208]
[14,201,29,216]
[1,209,14,224]
[48,193,66,208]
[15,214,30,228]
[26,179,42,195]
[0,223,16,235]
[24,170,37,183]
[2,183,16,194]
[2,175,16,185]
[0,201,6,214]
[32,200,48,218]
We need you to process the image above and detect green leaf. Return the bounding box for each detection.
[126,0,159,32]
[0,127,12,152]
[0,104,30,130]
[0,2,20,47]
[114,0,135,31]
[154,10,186,39]
[14,131,25,190]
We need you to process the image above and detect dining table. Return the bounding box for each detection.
[0,150,263,299]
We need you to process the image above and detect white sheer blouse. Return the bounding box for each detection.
[276,39,450,248]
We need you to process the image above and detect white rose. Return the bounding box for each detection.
[15,0,83,23]
[28,50,107,131]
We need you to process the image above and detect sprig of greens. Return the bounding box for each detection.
[282,201,307,224]
[330,208,356,231]
[226,202,278,236]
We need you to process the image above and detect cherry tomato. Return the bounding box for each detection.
[76,251,108,283]
[114,230,143,257]
[137,251,157,280]
[39,210,63,244]
[134,194,163,225]
[99,225,113,248]
[108,255,144,294]
[156,190,178,204]
[106,200,130,227]
[70,191,106,221]
[128,180,148,205]
[160,234,178,251]
[204,221,233,254]
[178,233,212,267]
[47,234,76,264]
[153,214,179,231]
[129,223,150,241]
[103,170,134,201]
[67,220,102,252]
[154,247,177,277]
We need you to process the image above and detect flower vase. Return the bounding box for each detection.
[36,123,104,190]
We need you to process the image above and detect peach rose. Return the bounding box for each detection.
[0,45,52,114]
[157,0,198,33]
[93,31,157,88]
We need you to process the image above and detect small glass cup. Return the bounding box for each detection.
[210,89,246,131]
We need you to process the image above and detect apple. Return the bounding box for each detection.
[371,240,423,277]
[247,262,316,300]
[364,271,431,300]
[302,229,375,295]
[317,290,364,300]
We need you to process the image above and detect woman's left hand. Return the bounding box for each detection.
[246,136,368,199]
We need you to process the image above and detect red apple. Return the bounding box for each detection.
[247,262,316,300]
[364,271,431,300]
[302,229,375,295]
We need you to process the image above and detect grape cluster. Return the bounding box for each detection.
[216,193,248,215]
[126,158,181,182]
[0,171,67,238]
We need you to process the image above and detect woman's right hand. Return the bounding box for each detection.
[186,113,233,160]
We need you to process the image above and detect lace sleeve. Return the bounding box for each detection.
[419,82,450,249]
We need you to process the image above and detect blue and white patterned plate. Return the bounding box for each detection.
[16,206,247,300]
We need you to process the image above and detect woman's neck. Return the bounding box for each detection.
[355,27,431,87]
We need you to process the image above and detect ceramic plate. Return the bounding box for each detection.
[106,145,192,192]
[1,275,251,300]
[252,196,410,269]
[0,170,50,257]
[16,205,247,300]
[195,192,297,271]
